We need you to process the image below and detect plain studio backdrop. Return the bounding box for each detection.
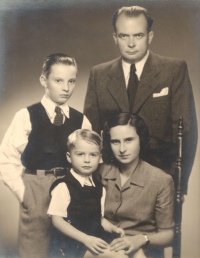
[0,0,199,257]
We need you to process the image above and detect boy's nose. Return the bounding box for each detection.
[84,155,90,163]
[63,83,69,91]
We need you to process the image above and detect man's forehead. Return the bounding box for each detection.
[115,13,148,30]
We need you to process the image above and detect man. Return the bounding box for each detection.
[84,6,198,194]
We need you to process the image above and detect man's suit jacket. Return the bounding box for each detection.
[84,51,198,194]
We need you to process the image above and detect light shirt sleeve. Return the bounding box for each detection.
[81,115,92,129]
[0,108,31,201]
[101,187,106,217]
[47,182,71,218]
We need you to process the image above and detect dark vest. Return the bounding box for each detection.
[21,102,83,169]
[50,171,103,237]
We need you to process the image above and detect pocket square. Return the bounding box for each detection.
[153,87,169,98]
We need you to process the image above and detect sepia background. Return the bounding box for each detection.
[0,0,199,257]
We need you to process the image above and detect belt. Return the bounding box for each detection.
[25,168,67,177]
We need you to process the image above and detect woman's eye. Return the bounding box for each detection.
[111,140,119,145]
[126,138,133,142]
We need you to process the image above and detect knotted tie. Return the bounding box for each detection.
[53,106,63,126]
[127,64,139,111]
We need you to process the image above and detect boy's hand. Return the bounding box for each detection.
[112,227,125,237]
[83,235,108,254]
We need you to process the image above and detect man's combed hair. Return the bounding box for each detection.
[67,129,102,151]
[41,53,77,78]
[102,113,150,164]
[112,6,153,32]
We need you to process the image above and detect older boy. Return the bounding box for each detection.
[0,53,91,258]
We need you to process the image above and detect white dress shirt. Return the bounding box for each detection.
[0,95,91,202]
[122,50,149,87]
[47,169,106,217]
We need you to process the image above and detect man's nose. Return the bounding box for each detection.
[128,36,135,48]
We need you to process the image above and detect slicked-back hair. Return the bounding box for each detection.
[112,6,153,33]
[102,113,150,164]
[67,129,102,151]
[41,53,77,78]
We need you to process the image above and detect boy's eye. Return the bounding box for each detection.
[68,79,76,85]
[55,79,62,83]
[90,153,98,157]
[76,153,84,156]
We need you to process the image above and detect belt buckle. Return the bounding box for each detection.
[51,167,64,178]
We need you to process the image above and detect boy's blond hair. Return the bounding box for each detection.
[67,129,102,151]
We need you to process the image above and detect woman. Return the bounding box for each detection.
[98,113,175,258]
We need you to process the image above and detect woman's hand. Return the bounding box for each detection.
[83,235,108,254]
[109,235,146,254]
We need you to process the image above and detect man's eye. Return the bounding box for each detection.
[119,35,128,39]
[135,34,143,39]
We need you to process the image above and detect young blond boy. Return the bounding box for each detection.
[48,129,127,258]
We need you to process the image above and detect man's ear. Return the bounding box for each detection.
[40,75,47,88]
[113,32,117,45]
[148,31,154,45]
[66,152,71,163]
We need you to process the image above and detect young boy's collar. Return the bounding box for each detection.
[70,169,95,187]
[41,95,70,118]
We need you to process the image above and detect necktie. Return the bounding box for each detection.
[127,64,139,111]
[53,106,63,126]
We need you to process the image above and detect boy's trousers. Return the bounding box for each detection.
[18,172,56,258]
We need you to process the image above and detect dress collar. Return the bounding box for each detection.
[103,159,145,188]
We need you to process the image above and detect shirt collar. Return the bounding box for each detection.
[41,95,70,118]
[122,50,149,81]
[70,168,95,187]
[103,159,145,188]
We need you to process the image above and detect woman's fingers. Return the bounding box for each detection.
[109,237,122,247]
[110,240,125,251]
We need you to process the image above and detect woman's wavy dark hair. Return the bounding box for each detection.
[102,112,150,164]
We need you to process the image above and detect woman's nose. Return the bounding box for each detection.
[119,143,126,153]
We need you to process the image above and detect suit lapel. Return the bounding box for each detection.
[133,52,162,113]
[106,57,130,111]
